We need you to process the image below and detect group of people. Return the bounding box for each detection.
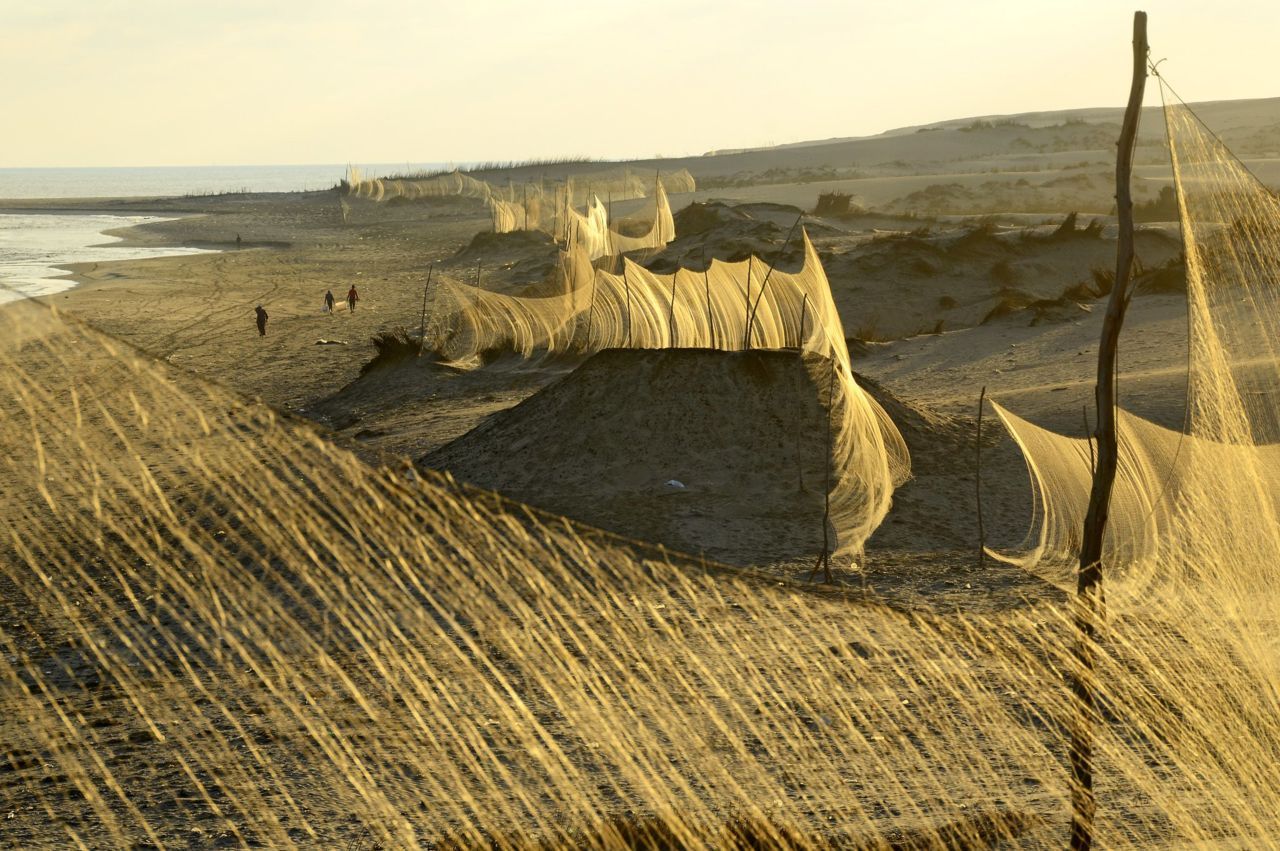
[254,285,360,336]
[323,286,359,314]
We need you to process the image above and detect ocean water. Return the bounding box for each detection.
[0,163,451,200]
[0,213,214,305]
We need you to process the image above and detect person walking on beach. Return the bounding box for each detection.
[323,289,336,314]
[255,304,268,336]
[346,285,360,313]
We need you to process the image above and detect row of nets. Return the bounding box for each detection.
[427,230,910,561]
[6,76,1280,848]
[347,165,693,256]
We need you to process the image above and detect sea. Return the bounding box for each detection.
[0,163,449,305]
[0,163,452,200]
[0,213,218,305]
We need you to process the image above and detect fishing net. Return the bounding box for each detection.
[429,231,909,560]
[345,166,694,252]
[6,77,1280,849]
[554,182,677,259]
[990,80,1280,609]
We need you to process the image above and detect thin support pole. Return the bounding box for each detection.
[1071,12,1147,851]
[807,358,837,584]
[976,385,986,565]
[746,213,804,345]
[418,264,434,346]
[741,256,754,350]
[668,274,678,349]
[704,266,715,350]
[799,293,809,350]
[623,265,633,348]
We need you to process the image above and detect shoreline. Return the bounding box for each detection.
[0,210,225,305]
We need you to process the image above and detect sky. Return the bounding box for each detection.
[3,0,1279,168]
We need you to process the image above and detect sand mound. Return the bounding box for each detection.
[443,229,561,293]
[645,201,813,274]
[853,374,971,462]
[421,348,838,566]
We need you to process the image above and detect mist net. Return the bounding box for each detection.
[7,79,1280,850]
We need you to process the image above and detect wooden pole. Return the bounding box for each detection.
[807,358,837,584]
[418,264,434,346]
[1070,11,1147,851]
[623,265,633,348]
[668,273,678,348]
[704,266,715,350]
[976,386,986,565]
[585,271,598,352]
[746,214,804,345]
[741,256,754,350]
[799,293,809,350]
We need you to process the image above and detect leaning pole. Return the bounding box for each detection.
[1070,10,1147,851]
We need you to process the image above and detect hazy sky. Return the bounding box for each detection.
[4,0,1278,168]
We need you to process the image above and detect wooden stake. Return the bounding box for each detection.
[808,358,838,584]
[623,264,633,348]
[976,386,986,564]
[746,214,804,345]
[418,264,434,348]
[704,266,715,350]
[585,270,598,352]
[668,273,678,348]
[1071,12,1147,851]
[799,293,809,350]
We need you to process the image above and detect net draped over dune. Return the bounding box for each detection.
[430,230,909,561]
[7,85,1280,849]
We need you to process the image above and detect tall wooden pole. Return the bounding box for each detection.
[976,385,986,565]
[704,266,715,350]
[1070,11,1147,851]
[418,264,434,346]
[668,274,678,348]
[623,265,633,348]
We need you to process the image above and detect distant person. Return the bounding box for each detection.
[323,289,336,314]
[255,304,268,336]
[347,285,360,312]
[235,233,242,249]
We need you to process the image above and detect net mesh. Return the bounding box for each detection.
[5,80,1280,848]
[346,167,694,256]
[990,82,1280,606]
[428,231,910,561]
